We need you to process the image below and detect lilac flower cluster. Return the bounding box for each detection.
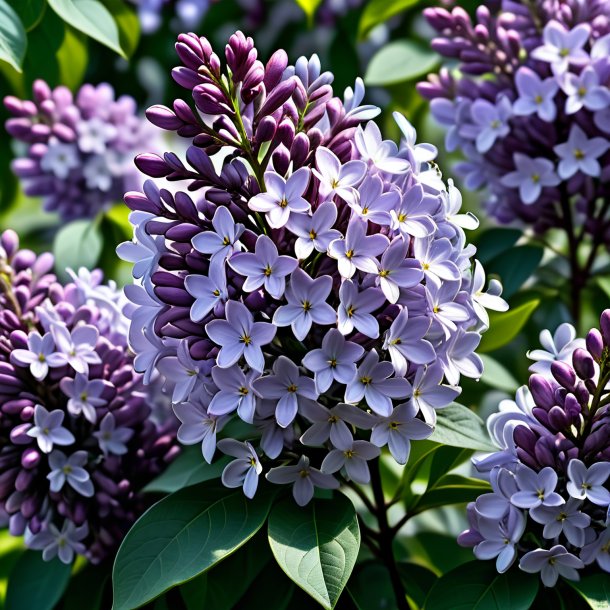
[419,2,610,243]
[119,30,506,506]
[460,310,610,586]
[4,80,155,221]
[0,230,178,564]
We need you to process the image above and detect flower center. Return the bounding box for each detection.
[577,86,587,97]
[62,465,73,474]
[331,178,340,189]
[249,457,257,467]
[559,48,569,57]
[287,384,298,393]
[491,119,501,129]
[241,334,252,345]
[328,358,337,368]
[362,207,369,215]
[279,197,288,208]
[213,289,220,297]
[379,269,389,277]
[309,230,317,240]
[38,353,46,362]
[397,213,407,222]
[299,469,309,478]
[360,376,372,385]
[344,450,354,458]
[556,512,567,522]
[389,421,399,430]
[345,249,354,259]
[531,173,540,184]
[346,305,356,317]
[80,392,88,402]
[328,415,339,423]
[573,148,585,160]
[222,236,231,246]
[264,265,273,276]
[302,300,311,311]
[581,482,591,490]
[536,490,545,500]
[534,94,543,104]
[239,386,249,396]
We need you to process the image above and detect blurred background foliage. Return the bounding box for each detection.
[0,0,607,608]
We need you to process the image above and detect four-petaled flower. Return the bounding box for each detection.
[313,147,367,203]
[11,331,60,381]
[50,323,101,375]
[321,440,381,484]
[93,412,134,456]
[26,404,75,454]
[208,365,258,423]
[511,465,564,509]
[554,125,610,179]
[519,545,584,587]
[566,459,610,506]
[192,206,244,268]
[286,201,341,260]
[337,280,385,339]
[513,67,559,122]
[218,439,262,498]
[59,373,107,423]
[531,21,590,74]
[501,153,560,205]
[47,450,94,497]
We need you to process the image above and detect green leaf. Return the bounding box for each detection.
[475,228,522,265]
[144,448,229,493]
[268,494,360,610]
[0,0,27,72]
[57,25,88,91]
[348,561,398,610]
[568,574,610,609]
[112,481,275,610]
[47,0,125,58]
[62,562,109,610]
[365,40,439,86]
[7,0,45,31]
[397,562,437,608]
[424,562,538,610]
[358,0,420,40]
[5,550,72,610]
[411,474,490,514]
[487,244,543,298]
[100,0,140,58]
[479,299,540,353]
[429,404,496,452]
[53,219,103,281]
[479,354,520,392]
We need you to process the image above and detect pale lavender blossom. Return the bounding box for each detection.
[376,237,423,304]
[228,235,298,299]
[11,331,58,381]
[173,399,226,463]
[157,340,208,403]
[349,176,398,225]
[218,439,262,498]
[205,300,276,372]
[370,402,433,464]
[26,405,75,454]
[393,112,438,167]
[344,350,411,417]
[248,168,311,229]
[321,440,381,484]
[93,412,134,456]
[580,529,610,572]
[554,124,610,179]
[50,323,101,375]
[470,261,509,327]
[467,97,512,154]
[354,121,410,174]
[184,265,228,322]
[313,147,367,203]
[191,206,244,267]
[273,269,335,341]
[337,280,385,338]
[566,459,610,506]
[473,509,526,573]
[26,521,88,564]
[531,21,590,74]
[77,117,116,154]
[208,365,258,423]
[519,545,584,586]
[253,356,318,428]
[40,140,79,179]
[511,465,564,509]
[530,499,591,547]
[391,183,437,238]
[528,323,585,375]
[383,309,434,376]
[266,455,340,506]
[425,278,471,338]
[414,238,460,283]
[410,364,460,424]
[500,154,560,205]
[286,201,340,260]
[561,66,610,114]
[513,67,559,122]
[59,373,107,423]
[47,450,94,497]
[302,329,365,393]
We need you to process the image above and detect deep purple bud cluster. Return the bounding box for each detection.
[4,80,156,221]
[460,310,610,585]
[0,230,178,564]
[118,31,505,506]
[419,2,610,242]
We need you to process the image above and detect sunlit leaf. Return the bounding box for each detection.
[479,299,540,353]
[0,0,27,72]
[365,40,438,86]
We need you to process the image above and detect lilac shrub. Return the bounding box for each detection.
[118,30,506,506]
[419,1,610,317]
[4,81,155,221]
[0,230,178,564]
[460,310,610,586]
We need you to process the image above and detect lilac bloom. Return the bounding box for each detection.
[27,520,88,564]
[425,278,471,338]
[580,529,610,571]
[376,237,423,303]
[554,124,610,179]
[530,498,591,547]
[328,218,389,279]
[93,412,134,456]
[50,323,101,375]
[248,167,311,228]
[475,468,519,519]
[157,340,207,403]
[192,206,244,268]
[468,97,512,153]
[47,450,94,497]
[77,117,116,153]
[370,402,432,464]
[391,183,437,238]
[205,300,276,372]
[252,356,317,428]
[470,260,509,327]
[393,112,437,167]
[354,121,410,174]
[173,399,227,463]
[228,234,298,299]
[300,401,376,450]
[531,21,590,74]
[26,404,75,453]
[561,66,610,114]
[337,280,385,338]
[513,67,559,121]
[383,309,435,376]
[511,465,564,509]
[59,373,107,423]
[286,201,341,260]
[414,237,460,283]
[321,440,380,484]
[208,365,258,423]
[566,459,610,506]
[344,350,411,417]
[313,147,367,203]
[273,269,335,340]
[443,179,479,231]
[474,509,526,573]
[40,140,79,179]
[217,439,262,498]
[302,329,365,393]
[411,364,460,424]
[184,266,228,322]
[349,175,398,226]
[528,323,584,375]
[266,455,340,506]
[500,153,560,205]
[256,399,294,459]
[519,545,584,586]
[11,331,59,381]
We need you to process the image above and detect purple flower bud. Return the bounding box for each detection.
[586,328,604,361]
[529,375,557,408]
[573,348,595,380]
[551,361,576,390]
